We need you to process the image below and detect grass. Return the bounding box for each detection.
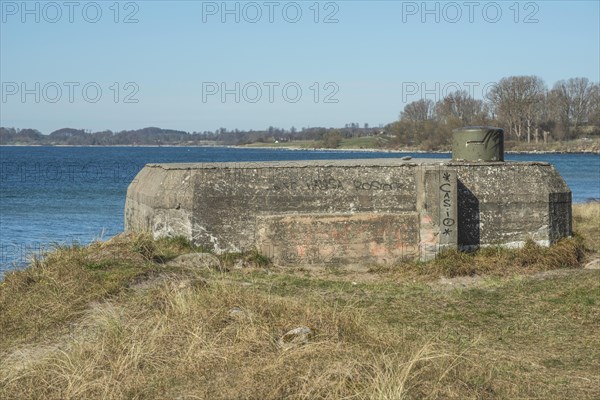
[0,205,598,399]
[573,202,600,252]
[368,236,586,280]
[337,136,387,149]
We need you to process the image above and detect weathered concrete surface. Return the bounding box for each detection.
[416,167,458,260]
[125,158,572,265]
[452,162,572,249]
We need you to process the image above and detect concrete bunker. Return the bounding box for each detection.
[125,127,572,265]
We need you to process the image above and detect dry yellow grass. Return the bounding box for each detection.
[573,202,600,252]
[1,273,483,399]
[0,207,598,399]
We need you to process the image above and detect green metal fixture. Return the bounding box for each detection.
[452,126,504,162]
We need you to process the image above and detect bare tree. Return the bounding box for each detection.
[400,99,434,122]
[552,77,598,138]
[487,77,520,140]
[522,77,547,143]
[487,76,546,142]
[588,83,600,127]
[434,90,489,126]
[537,91,559,142]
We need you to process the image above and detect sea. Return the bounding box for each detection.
[1,146,599,276]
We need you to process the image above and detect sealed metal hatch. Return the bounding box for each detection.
[452,126,504,161]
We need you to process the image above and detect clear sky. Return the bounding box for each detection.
[1,0,599,133]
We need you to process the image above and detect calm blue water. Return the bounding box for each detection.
[1,146,598,275]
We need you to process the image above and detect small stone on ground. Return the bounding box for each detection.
[278,326,315,349]
[584,258,600,270]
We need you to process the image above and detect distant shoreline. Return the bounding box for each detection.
[1,143,599,155]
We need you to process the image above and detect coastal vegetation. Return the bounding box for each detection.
[242,136,600,153]
[0,203,598,399]
[2,75,598,152]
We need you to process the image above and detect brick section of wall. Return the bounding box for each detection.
[256,213,419,265]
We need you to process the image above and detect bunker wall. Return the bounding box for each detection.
[125,159,572,265]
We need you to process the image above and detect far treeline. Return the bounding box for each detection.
[1,76,598,150]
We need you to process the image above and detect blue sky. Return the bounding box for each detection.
[1,0,599,133]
